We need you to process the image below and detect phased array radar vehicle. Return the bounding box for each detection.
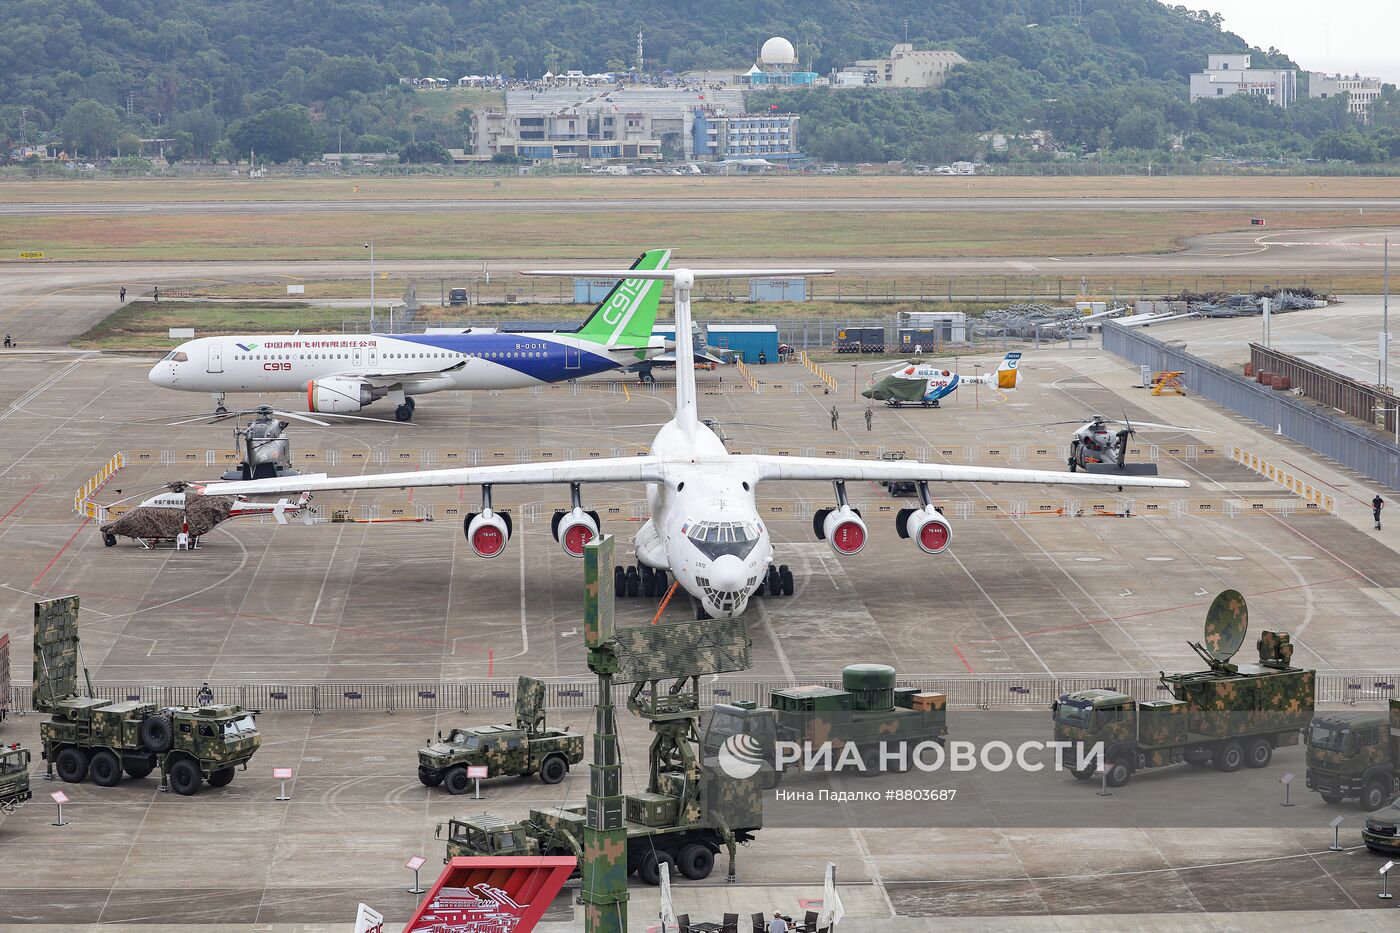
[702,663,947,779]
[33,596,261,796]
[0,743,30,813]
[417,676,583,793]
[1306,699,1400,811]
[1052,590,1314,788]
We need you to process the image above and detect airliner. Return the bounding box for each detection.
[203,260,1189,620]
[862,352,1022,408]
[148,249,671,421]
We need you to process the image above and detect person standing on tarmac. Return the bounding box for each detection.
[865,406,873,431]
[1374,494,1384,530]
[830,406,839,430]
[119,286,126,302]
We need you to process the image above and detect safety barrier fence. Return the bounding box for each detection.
[798,351,838,391]
[8,672,1395,714]
[1104,322,1400,491]
[1229,446,1337,513]
[733,358,760,392]
[73,452,123,520]
[1250,342,1400,439]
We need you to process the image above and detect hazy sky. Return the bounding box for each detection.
[1189,0,1400,83]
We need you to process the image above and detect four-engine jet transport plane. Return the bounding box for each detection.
[203,260,1190,620]
[149,249,672,421]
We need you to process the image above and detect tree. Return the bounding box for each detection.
[115,132,142,157]
[1313,131,1383,163]
[355,133,399,153]
[225,105,322,163]
[401,139,452,163]
[165,131,195,164]
[60,99,122,158]
[1113,106,1164,149]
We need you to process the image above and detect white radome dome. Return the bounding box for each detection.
[760,36,797,65]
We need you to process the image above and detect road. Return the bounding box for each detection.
[1,196,1398,215]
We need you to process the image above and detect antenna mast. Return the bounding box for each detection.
[637,31,644,74]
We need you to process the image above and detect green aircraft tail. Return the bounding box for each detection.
[572,248,670,347]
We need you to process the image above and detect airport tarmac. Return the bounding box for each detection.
[2,350,1399,929]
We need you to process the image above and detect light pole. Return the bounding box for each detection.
[1383,236,1390,388]
[364,240,376,332]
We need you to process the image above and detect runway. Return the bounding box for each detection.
[1,196,1398,216]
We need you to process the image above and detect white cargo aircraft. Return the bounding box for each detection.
[203,262,1190,619]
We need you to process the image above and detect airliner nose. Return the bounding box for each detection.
[148,362,170,387]
[709,555,746,592]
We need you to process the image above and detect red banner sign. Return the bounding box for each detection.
[403,856,576,933]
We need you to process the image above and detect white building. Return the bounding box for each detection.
[1309,73,1385,122]
[837,44,966,89]
[1189,54,1297,108]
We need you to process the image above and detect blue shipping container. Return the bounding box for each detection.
[707,325,779,363]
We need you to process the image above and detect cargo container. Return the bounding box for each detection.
[834,326,885,353]
[708,324,779,363]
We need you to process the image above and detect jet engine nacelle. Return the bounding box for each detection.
[307,377,374,414]
[463,509,513,559]
[897,506,952,555]
[551,507,600,558]
[814,505,867,556]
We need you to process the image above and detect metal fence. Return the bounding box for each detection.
[1104,322,1400,491]
[1250,343,1400,438]
[7,672,1395,714]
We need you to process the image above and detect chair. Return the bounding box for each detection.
[751,914,767,933]
[795,912,820,932]
[721,913,739,933]
[677,915,690,933]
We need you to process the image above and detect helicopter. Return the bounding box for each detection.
[1050,414,1207,475]
[98,481,313,548]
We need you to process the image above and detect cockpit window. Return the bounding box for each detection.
[162,351,188,362]
[686,521,760,560]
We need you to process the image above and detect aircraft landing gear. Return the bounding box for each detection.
[757,564,794,597]
[212,393,228,414]
[395,402,413,422]
[613,564,669,600]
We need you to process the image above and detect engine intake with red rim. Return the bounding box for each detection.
[816,505,867,556]
[551,507,600,558]
[464,509,511,558]
[898,506,952,555]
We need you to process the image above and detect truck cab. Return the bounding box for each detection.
[1306,707,1399,810]
[0,743,31,812]
[441,814,540,859]
[1052,689,1136,770]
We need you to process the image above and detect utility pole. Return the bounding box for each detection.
[1384,236,1391,389]
[365,239,376,332]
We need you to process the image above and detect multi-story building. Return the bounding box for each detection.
[1189,53,1297,108]
[836,44,966,89]
[691,110,800,160]
[1309,73,1385,122]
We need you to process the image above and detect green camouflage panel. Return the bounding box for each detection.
[417,723,583,783]
[609,617,752,685]
[1137,700,1188,749]
[0,744,31,811]
[32,596,81,713]
[1201,588,1248,662]
[0,632,10,723]
[1163,666,1315,738]
[515,675,547,731]
[583,535,615,648]
[1257,630,1294,667]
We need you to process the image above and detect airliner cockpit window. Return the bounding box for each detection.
[686,521,759,559]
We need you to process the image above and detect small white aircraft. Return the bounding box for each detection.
[203,261,1189,619]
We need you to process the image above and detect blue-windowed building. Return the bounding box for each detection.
[692,109,801,160]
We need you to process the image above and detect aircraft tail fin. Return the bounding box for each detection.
[573,248,671,348]
[996,351,1022,390]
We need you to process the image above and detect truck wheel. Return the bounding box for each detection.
[1071,766,1095,781]
[1243,737,1273,769]
[1213,740,1244,773]
[124,757,154,780]
[677,843,714,881]
[168,759,202,796]
[444,766,472,795]
[90,750,122,787]
[208,767,235,788]
[140,714,174,753]
[638,849,675,887]
[1105,753,1133,788]
[539,755,568,785]
[418,767,444,787]
[1320,792,1345,805]
[56,747,90,783]
[1362,778,1389,812]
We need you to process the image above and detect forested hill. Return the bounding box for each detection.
[7,0,1387,165]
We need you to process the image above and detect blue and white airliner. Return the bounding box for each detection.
[148,249,671,421]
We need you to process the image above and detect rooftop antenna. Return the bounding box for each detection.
[903,18,909,43]
[637,30,644,73]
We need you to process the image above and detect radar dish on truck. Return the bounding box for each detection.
[1202,589,1248,663]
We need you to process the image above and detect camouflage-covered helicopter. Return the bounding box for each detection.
[99,481,313,548]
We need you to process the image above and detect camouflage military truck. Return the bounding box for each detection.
[32,596,262,796]
[701,663,947,779]
[417,676,583,793]
[0,742,31,813]
[1305,699,1400,811]
[1052,590,1314,788]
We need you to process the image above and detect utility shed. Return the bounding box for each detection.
[706,324,779,363]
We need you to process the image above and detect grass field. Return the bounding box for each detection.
[410,87,503,121]
[75,302,360,348]
[6,209,1398,262]
[0,174,1395,204]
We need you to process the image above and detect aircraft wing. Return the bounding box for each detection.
[198,456,665,497]
[743,456,1189,490]
[327,360,467,387]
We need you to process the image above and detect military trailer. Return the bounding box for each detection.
[1052,590,1314,788]
[1305,699,1400,811]
[0,743,31,813]
[702,663,947,776]
[32,596,262,796]
[417,676,583,793]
